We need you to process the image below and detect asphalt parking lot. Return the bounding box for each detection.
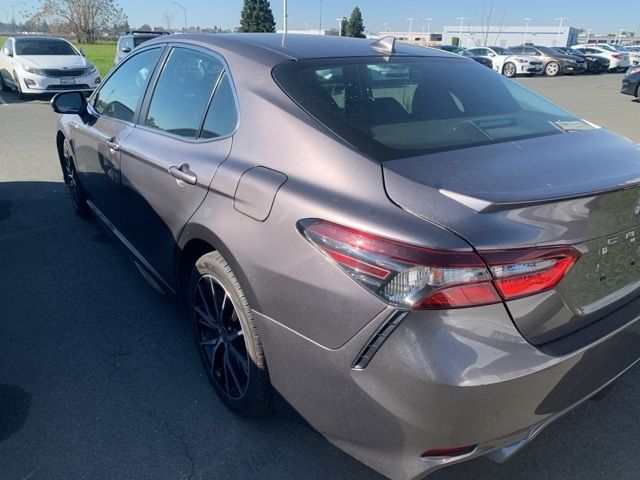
[1,72,639,480]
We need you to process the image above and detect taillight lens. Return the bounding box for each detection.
[612,53,621,59]
[298,220,580,310]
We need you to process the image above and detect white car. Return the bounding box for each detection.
[463,46,542,77]
[0,36,101,98]
[571,44,630,71]
[604,44,640,66]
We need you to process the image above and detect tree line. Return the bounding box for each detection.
[16,0,366,44]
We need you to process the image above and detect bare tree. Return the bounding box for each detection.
[27,0,127,43]
[469,1,508,47]
[161,11,175,33]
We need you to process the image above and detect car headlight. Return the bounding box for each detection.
[85,65,97,75]
[513,57,529,63]
[21,64,45,76]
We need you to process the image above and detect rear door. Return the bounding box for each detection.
[117,45,237,285]
[73,46,163,223]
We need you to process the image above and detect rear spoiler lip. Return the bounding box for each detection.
[441,177,640,213]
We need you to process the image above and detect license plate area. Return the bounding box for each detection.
[60,77,76,85]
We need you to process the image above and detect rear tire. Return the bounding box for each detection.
[61,139,90,217]
[189,251,272,418]
[545,61,560,76]
[502,62,517,78]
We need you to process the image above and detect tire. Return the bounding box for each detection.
[189,251,272,418]
[60,138,90,217]
[0,74,9,92]
[544,61,560,76]
[502,62,517,78]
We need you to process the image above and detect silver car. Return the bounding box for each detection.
[50,34,640,479]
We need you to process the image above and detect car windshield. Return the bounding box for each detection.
[491,47,512,55]
[273,56,592,161]
[133,36,157,47]
[536,46,560,55]
[15,38,78,56]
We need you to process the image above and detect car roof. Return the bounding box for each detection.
[146,33,453,63]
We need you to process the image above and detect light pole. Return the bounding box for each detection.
[382,22,390,33]
[456,17,467,44]
[172,2,187,31]
[585,28,592,45]
[617,28,624,44]
[406,17,415,33]
[523,17,532,44]
[425,17,432,36]
[11,1,25,30]
[283,0,288,35]
[336,18,343,36]
[318,0,323,34]
[554,17,569,47]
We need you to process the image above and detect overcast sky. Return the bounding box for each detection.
[14,0,640,35]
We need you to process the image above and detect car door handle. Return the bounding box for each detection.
[169,163,197,185]
[106,137,120,151]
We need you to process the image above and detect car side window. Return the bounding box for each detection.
[94,47,161,123]
[145,47,224,139]
[121,37,134,51]
[3,39,13,55]
[200,73,238,139]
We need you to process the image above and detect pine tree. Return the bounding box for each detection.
[239,0,276,33]
[340,17,348,37]
[346,6,365,38]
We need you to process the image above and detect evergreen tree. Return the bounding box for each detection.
[346,6,365,38]
[239,0,276,33]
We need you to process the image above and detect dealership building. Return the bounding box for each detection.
[441,25,580,48]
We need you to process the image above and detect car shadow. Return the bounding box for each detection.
[0,90,55,104]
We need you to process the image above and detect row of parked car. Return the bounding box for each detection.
[437,43,639,77]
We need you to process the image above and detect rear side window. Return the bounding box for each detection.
[145,47,224,139]
[273,57,592,161]
[200,74,238,139]
[95,47,161,122]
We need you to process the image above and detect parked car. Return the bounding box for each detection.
[435,44,466,55]
[553,46,609,73]
[603,44,640,66]
[509,44,586,76]
[50,34,640,480]
[572,44,630,72]
[620,65,640,99]
[0,36,100,98]
[462,46,542,77]
[113,30,170,65]
[468,55,494,69]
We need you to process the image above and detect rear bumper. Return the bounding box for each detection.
[255,302,640,480]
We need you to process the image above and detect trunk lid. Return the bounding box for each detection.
[383,128,640,345]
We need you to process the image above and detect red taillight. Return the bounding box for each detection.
[298,219,580,310]
[612,53,621,58]
[421,444,477,458]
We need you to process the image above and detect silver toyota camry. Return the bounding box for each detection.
[51,33,640,479]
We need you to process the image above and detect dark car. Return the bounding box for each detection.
[621,65,640,99]
[509,44,587,76]
[434,45,493,69]
[553,46,609,73]
[50,34,640,480]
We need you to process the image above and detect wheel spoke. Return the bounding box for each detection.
[228,342,249,376]
[225,351,243,394]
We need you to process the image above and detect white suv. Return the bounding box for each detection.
[463,46,542,77]
[0,36,100,98]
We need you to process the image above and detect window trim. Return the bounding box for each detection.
[135,42,240,144]
[86,44,167,127]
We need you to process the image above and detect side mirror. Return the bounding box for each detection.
[80,48,86,57]
[3,47,12,57]
[121,47,131,53]
[51,91,87,115]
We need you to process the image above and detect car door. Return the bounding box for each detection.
[117,45,237,285]
[72,46,163,224]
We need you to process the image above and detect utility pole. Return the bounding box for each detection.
[336,17,342,36]
[406,17,415,33]
[456,17,467,43]
[425,18,432,36]
[382,22,390,33]
[585,28,592,45]
[283,0,288,35]
[318,0,323,35]
[554,17,569,47]
[172,2,187,31]
[523,17,532,44]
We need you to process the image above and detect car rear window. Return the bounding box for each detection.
[272,56,592,161]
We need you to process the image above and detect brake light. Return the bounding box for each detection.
[612,53,621,59]
[421,444,477,458]
[298,220,580,310]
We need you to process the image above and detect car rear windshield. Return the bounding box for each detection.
[272,56,592,161]
[15,38,78,56]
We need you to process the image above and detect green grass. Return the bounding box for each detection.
[0,36,115,77]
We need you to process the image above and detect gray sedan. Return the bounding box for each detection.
[50,34,640,479]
